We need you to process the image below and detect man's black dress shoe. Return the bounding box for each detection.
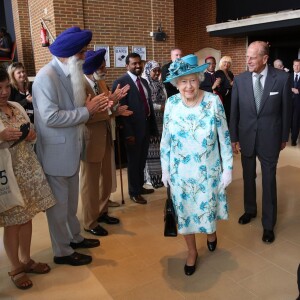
[262,229,275,243]
[292,141,297,146]
[54,252,92,266]
[70,238,100,249]
[207,237,217,252]
[140,187,154,195]
[97,213,120,224]
[130,195,147,204]
[84,225,108,236]
[238,212,257,225]
[184,254,198,276]
[153,182,164,189]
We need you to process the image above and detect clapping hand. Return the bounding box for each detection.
[85,93,111,115]
[117,105,133,117]
[109,84,130,104]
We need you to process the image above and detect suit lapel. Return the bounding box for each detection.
[258,67,276,115]
[51,59,74,104]
[245,72,257,114]
[84,77,96,97]
[125,73,141,98]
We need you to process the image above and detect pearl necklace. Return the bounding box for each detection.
[182,96,201,108]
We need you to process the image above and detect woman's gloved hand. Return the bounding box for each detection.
[162,170,171,187]
[220,169,232,189]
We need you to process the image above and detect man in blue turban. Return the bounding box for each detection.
[80,49,131,236]
[32,27,110,266]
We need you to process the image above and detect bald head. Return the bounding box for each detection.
[246,41,269,73]
[170,48,182,62]
[273,59,284,70]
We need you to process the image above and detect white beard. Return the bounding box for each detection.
[67,55,86,107]
[93,70,106,80]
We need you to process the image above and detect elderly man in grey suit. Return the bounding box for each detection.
[230,41,292,243]
[33,27,109,266]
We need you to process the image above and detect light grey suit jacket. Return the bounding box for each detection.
[32,58,90,176]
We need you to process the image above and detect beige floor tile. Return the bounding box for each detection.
[1,146,300,299]
[151,259,258,299]
[239,265,298,300]
[204,245,271,282]
[260,240,300,275]
[114,278,185,300]
[90,256,160,297]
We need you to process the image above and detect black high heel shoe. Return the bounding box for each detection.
[184,254,198,276]
[207,237,217,252]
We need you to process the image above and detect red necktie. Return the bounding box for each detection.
[136,77,150,116]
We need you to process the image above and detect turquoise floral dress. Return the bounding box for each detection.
[160,92,233,235]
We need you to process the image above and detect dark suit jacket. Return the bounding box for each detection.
[230,66,292,158]
[291,72,300,100]
[200,71,215,93]
[215,70,234,100]
[161,61,178,98]
[112,73,158,140]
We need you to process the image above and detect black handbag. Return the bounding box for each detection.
[164,185,177,237]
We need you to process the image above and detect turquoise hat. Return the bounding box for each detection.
[164,54,209,83]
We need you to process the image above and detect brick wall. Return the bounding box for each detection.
[12,0,175,86]
[174,0,247,75]
[13,0,250,80]
[82,0,175,87]
[11,0,35,75]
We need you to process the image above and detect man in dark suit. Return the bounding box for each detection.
[291,59,300,146]
[112,53,158,204]
[200,56,221,93]
[161,48,182,98]
[230,41,292,243]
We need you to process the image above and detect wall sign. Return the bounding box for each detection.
[114,46,128,67]
[132,46,146,61]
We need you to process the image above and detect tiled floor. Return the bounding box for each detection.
[0,144,300,299]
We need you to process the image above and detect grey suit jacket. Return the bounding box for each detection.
[230,66,292,158]
[32,58,90,176]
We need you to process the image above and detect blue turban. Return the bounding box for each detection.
[49,26,92,57]
[83,49,106,75]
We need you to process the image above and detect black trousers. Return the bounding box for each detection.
[125,133,150,197]
[298,264,300,296]
[241,150,279,230]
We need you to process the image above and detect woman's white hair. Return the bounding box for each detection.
[170,72,204,87]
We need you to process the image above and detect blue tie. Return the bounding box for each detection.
[294,74,298,88]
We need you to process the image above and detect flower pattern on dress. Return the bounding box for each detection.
[160,92,233,235]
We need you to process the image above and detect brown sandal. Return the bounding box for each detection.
[8,267,33,290]
[23,259,51,274]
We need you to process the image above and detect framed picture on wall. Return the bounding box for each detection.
[94,45,110,68]
[114,46,128,67]
[132,46,146,61]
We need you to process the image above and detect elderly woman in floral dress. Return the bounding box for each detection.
[160,55,233,276]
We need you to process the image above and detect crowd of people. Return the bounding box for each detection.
[0,26,299,297]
